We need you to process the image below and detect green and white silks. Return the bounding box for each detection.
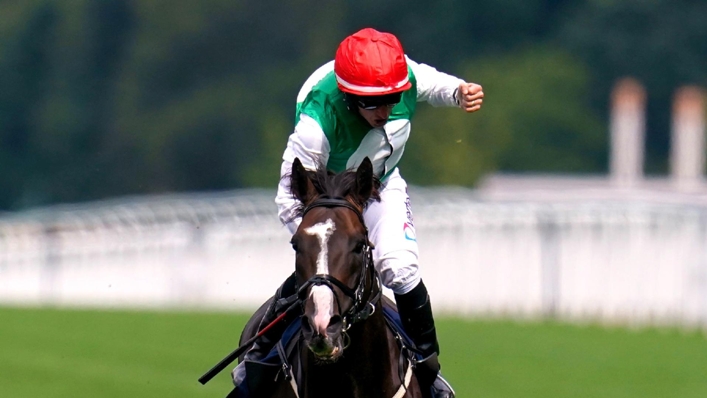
[276,56,463,235]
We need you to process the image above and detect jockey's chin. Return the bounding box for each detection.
[307,334,345,363]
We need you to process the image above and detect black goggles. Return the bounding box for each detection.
[352,93,402,110]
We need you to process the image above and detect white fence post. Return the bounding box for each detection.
[670,86,706,191]
[610,78,646,188]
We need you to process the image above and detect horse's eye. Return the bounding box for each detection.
[353,241,365,254]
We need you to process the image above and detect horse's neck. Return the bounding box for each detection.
[302,306,400,398]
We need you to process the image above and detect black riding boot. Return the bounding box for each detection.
[231,273,298,389]
[395,280,455,398]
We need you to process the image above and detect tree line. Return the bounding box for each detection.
[1,0,705,210]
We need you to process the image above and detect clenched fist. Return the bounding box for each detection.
[456,82,484,113]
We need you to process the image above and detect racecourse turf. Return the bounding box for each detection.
[1,306,706,398]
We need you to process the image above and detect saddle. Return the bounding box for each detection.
[228,297,421,398]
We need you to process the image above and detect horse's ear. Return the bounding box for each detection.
[290,158,317,204]
[354,157,374,204]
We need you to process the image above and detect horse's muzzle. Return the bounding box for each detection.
[301,314,345,362]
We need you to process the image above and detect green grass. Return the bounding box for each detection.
[1,307,706,398]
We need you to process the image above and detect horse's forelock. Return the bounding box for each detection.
[286,163,380,222]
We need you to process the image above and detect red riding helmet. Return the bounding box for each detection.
[334,28,412,96]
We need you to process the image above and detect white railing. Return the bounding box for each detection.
[1,186,706,330]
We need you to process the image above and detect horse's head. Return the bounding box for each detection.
[288,157,381,362]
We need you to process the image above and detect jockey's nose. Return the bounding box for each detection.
[375,106,393,119]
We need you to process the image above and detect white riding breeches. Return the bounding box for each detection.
[363,168,421,295]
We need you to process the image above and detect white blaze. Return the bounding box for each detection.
[305,218,336,274]
[305,218,336,335]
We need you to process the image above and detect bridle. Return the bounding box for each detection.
[296,197,382,332]
[283,197,415,398]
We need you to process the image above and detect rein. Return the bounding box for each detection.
[298,197,382,331]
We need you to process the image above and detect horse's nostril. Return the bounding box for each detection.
[326,315,343,336]
[329,315,342,328]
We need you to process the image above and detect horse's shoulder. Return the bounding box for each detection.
[238,298,274,357]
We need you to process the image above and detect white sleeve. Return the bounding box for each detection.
[407,56,464,107]
[275,114,331,234]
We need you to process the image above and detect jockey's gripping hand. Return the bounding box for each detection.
[456,82,484,113]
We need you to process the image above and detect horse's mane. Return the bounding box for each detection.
[286,161,381,221]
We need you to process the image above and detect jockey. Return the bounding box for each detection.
[234,27,483,398]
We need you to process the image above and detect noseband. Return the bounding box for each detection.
[297,197,382,331]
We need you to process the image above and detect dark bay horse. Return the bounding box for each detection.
[236,157,425,398]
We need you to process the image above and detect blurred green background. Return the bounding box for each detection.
[3,1,707,397]
[2,0,706,210]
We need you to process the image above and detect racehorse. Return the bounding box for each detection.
[235,157,425,398]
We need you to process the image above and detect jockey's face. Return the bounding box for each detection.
[358,104,395,128]
[351,92,400,128]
